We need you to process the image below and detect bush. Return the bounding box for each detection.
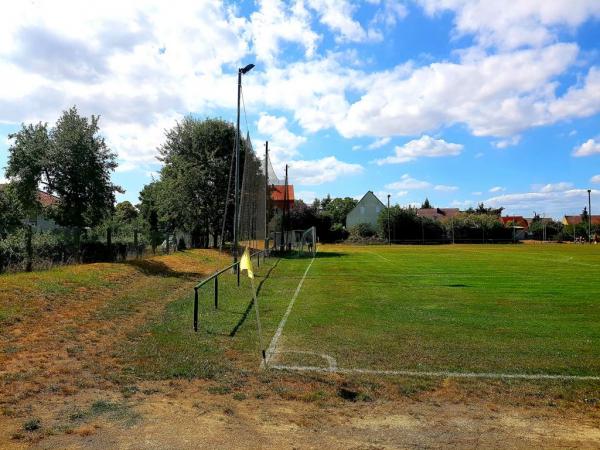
[349,223,376,238]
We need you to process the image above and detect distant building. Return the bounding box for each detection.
[501,216,529,229]
[270,184,294,214]
[0,184,60,231]
[562,215,600,226]
[417,208,460,221]
[346,191,385,229]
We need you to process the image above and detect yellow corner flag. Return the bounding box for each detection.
[240,246,254,279]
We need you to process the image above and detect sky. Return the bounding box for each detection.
[1,0,600,219]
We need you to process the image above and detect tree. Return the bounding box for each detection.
[468,202,504,217]
[323,196,358,226]
[582,206,589,222]
[115,201,139,224]
[0,184,24,238]
[6,107,121,253]
[156,117,253,247]
[421,198,432,209]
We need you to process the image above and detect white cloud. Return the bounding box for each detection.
[307,0,382,43]
[591,175,600,184]
[533,182,574,193]
[434,184,459,192]
[249,0,320,65]
[386,174,431,190]
[288,156,362,185]
[494,136,521,149]
[485,189,600,218]
[338,44,600,139]
[474,152,484,158]
[489,186,505,193]
[472,191,482,196]
[367,137,391,150]
[572,138,600,157]
[375,135,463,165]
[257,113,306,164]
[418,0,600,50]
[296,190,318,203]
[351,144,362,151]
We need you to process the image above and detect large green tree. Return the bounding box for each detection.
[155,117,254,247]
[6,107,120,237]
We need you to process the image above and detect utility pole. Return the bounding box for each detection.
[264,141,269,254]
[387,194,391,246]
[280,164,288,251]
[588,189,592,243]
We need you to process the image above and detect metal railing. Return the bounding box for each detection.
[193,249,266,332]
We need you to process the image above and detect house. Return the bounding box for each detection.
[562,215,600,226]
[270,184,294,214]
[0,184,60,231]
[346,191,385,229]
[501,216,529,229]
[417,208,460,221]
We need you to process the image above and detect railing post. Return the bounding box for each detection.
[194,287,199,332]
[237,263,240,286]
[257,252,260,267]
[214,275,219,309]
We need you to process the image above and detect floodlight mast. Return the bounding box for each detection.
[588,189,592,243]
[233,63,255,268]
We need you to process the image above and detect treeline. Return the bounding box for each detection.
[0,108,255,272]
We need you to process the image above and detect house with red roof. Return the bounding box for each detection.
[270,184,294,214]
[0,184,60,231]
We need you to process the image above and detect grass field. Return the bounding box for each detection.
[2,245,600,447]
[181,244,600,378]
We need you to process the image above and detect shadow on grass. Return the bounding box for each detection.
[228,258,282,337]
[123,258,204,280]
[274,250,347,259]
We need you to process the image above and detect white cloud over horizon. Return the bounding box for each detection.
[375,135,463,165]
[573,138,600,157]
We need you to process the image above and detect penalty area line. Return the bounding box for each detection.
[262,252,317,368]
[269,364,600,381]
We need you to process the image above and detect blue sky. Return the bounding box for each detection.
[1,1,600,218]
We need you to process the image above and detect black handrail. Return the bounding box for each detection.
[194,249,266,332]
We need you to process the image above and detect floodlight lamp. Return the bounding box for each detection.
[240,63,255,74]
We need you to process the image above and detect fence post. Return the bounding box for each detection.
[25,224,33,272]
[237,263,240,286]
[194,287,199,332]
[214,275,219,309]
[166,232,170,254]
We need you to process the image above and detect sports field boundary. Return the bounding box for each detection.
[262,251,317,368]
[269,364,600,381]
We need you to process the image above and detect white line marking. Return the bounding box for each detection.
[367,250,392,263]
[270,364,600,381]
[262,253,316,368]
[274,350,338,371]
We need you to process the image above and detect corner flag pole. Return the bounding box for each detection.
[240,246,267,365]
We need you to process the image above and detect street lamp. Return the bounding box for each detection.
[233,63,255,269]
[588,189,592,243]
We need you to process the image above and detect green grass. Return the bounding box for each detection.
[124,244,600,380]
[277,244,600,376]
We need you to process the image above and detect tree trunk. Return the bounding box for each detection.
[106,227,112,261]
